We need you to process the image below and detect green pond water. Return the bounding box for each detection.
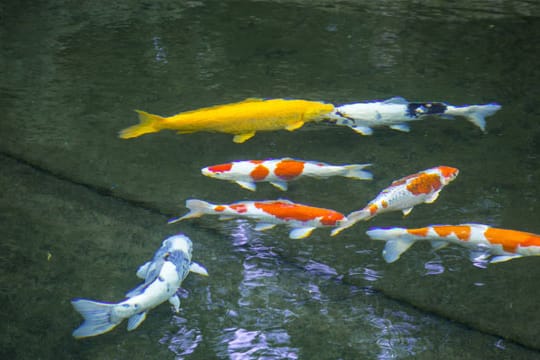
[2,0,540,359]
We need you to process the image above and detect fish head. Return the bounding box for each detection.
[201,163,234,179]
[162,234,193,259]
[437,166,459,185]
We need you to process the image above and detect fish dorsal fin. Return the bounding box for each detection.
[181,98,265,115]
[242,97,264,103]
[384,96,408,105]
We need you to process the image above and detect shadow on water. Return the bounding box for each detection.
[2,0,540,359]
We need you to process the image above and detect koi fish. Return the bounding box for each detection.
[119,98,335,143]
[201,158,372,191]
[329,97,501,135]
[331,166,459,236]
[169,199,346,239]
[366,224,540,264]
[71,234,208,338]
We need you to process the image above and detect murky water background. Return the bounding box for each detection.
[2,0,540,359]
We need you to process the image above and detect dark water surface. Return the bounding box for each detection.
[2,0,540,359]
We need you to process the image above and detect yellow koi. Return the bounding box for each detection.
[119,98,335,143]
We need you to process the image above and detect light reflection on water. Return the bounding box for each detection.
[159,316,203,359]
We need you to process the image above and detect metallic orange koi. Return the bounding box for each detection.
[119,98,335,143]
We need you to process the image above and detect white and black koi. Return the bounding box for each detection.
[330,97,501,135]
[71,234,208,339]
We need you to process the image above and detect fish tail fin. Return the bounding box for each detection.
[343,164,373,180]
[366,227,416,263]
[118,110,165,139]
[168,199,212,224]
[447,104,501,132]
[71,299,120,339]
[330,209,371,236]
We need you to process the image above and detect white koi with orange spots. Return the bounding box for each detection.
[331,166,459,236]
[168,199,346,239]
[366,224,540,263]
[201,158,372,191]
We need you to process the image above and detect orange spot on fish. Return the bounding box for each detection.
[254,201,344,226]
[484,228,540,253]
[215,205,226,212]
[406,173,441,195]
[368,204,378,215]
[250,160,264,164]
[407,228,430,237]
[208,163,233,173]
[250,165,270,181]
[381,200,388,208]
[274,160,305,180]
[229,204,248,213]
[438,166,459,179]
[433,226,471,240]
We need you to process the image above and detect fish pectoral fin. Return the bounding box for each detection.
[382,238,416,263]
[430,240,449,251]
[235,180,257,191]
[490,255,522,264]
[189,262,209,276]
[254,222,278,231]
[402,207,414,216]
[127,312,147,331]
[389,123,411,132]
[233,132,256,143]
[135,261,152,279]
[425,191,440,204]
[270,180,288,191]
[285,121,305,131]
[289,227,316,239]
[351,126,373,136]
[169,295,181,313]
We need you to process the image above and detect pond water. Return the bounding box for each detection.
[2,0,540,359]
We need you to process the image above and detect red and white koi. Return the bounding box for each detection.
[201,158,372,191]
[331,166,459,236]
[169,199,346,239]
[366,224,540,264]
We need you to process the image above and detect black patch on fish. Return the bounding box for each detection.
[407,102,448,117]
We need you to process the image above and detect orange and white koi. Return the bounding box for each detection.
[331,166,459,236]
[168,199,346,239]
[366,224,540,264]
[119,98,335,143]
[201,158,372,191]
